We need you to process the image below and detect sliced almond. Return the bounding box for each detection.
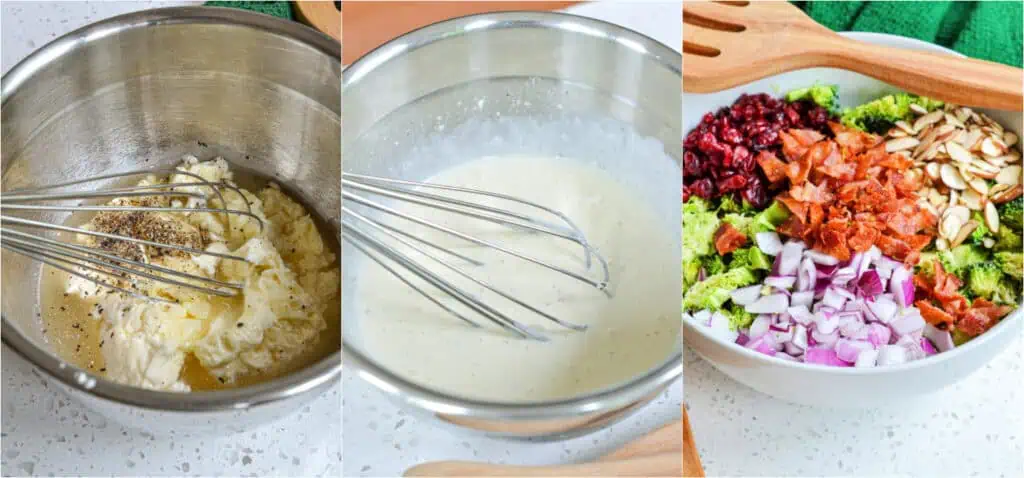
[955,108,971,124]
[948,205,971,224]
[909,103,929,115]
[981,137,1005,157]
[945,141,974,164]
[889,129,909,139]
[1003,131,1018,147]
[996,165,1022,186]
[990,183,1011,196]
[936,237,950,251]
[951,220,979,248]
[968,166,999,180]
[983,237,996,248]
[961,188,983,210]
[949,189,959,208]
[895,120,916,135]
[992,184,1023,204]
[885,136,920,152]
[941,215,963,240]
[933,124,958,143]
[968,178,988,196]
[913,110,944,132]
[940,163,967,190]
[944,113,965,129]
[924,162,941,180]
[962,128,985,151]
[984,201,1000,233]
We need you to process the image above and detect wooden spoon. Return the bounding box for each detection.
[683,1,1023,111]
[293,1,341,41]
[341,1,580,64]
[404,412,702,477]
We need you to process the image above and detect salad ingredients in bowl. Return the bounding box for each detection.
[683,84,1022,369]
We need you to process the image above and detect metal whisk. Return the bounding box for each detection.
[342,173,611,341]
[1,169,266,301]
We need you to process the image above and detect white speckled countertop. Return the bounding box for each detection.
[1,2,339,476]
[685,342,1024,477]
[339,2,683,477]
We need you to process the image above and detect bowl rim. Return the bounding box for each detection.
[683,31,1024,375]
[0,6,342,411]
[342,10,684,419]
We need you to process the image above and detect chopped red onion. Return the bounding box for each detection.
[804,347,852,367]
[797,257,817,292]
[923,324,955,352]
[749,315,772,339]
[864,323,892,347]
[855,348,879,367]
[876,345,908,365]
[815,263,839,279]
[811,328,840,347]
[890,311,925,337]
[775,351,799,361]
[821,287,848,310]
[805,249,840,266]
[746,294,789,314]
[790,291,814,308]
[889,266,914,308]
[730,285,762,306]
[856,270,883,298]
[835,338,874,363]
[787,305,814,325]
[920,337,937,356]
[778,241,805,276]
[867,297,898,324]
[746,334,778,356]
[756,231,783,256]
[765,276,797,290]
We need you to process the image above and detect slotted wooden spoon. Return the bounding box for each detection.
[683,1,1023,111]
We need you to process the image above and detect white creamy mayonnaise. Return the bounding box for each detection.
[349,154,680,402]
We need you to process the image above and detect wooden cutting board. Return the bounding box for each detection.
[341,1,581,64]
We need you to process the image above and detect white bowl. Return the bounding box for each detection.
[683,32,1023,408]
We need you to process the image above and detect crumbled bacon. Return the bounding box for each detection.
[768,125,937,264]
[914,263,1013,337]
[713,222,748,255]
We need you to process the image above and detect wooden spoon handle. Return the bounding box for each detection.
[404,452,681,477]
[683,408,704,477]
[811,35,1023,111]
[599,419,682,461]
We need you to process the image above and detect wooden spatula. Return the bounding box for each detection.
[404,409,704,477]
[683,1,1023,111]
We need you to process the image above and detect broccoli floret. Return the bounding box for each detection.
[991,278,1021,306]
[952,328,973,346]
[999,196,1023,232]
[722,213,753,236]
[730,247,772,271]
[749,200,791,235]
[967,263,1003,300]
[994,226,1023,252]
[839,93,943,134]
[786,84,839,111]
[682,198,720,264]
[683,258,701,290]
[726,304,756,331]
[938,245,989,276]
[916,251,941,276]
[682,268,757,312]
[702,254,726,276]
[717,196,756,215]
[969,212,992,247]
[994,251,1023,280]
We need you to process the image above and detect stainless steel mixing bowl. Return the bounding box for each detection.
[1,7,340,432]
[342,12,682,440]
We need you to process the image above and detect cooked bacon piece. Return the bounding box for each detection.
[818,219,852,261]
[786,151,813,185]
[779,129,824,162]
[830,121,881,155]
[776,215,809,240]
[713,222,748,255]
[917,300,956,328]
[776,194,808,223]
[790,181,833,204]
[815,142,856,180]
[958,309,994,336]
[808,204,825,232]
[875,234,912,262]
[756,150,790,183]
[847,222,879,253]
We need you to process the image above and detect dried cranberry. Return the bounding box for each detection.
[683,96,834,209]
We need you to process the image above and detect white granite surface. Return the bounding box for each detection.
[1,2,340,476]
[685,342,1024,477]
[338,2,683,476]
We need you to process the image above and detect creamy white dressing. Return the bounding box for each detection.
[350,154,679,402]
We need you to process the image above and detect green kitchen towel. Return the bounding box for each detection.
[204,1,293,21]
[794,1,1022,68]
